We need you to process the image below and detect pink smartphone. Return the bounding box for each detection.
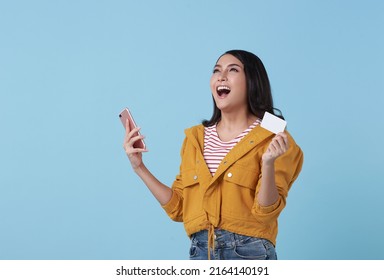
[119,107,146,149]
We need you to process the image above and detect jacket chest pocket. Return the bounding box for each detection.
[223,166,259,190]
[221,166,260,217]
[182,169,200,189]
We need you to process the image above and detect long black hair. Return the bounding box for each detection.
[202,50,283,127]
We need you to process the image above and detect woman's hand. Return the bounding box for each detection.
[123,119,147,170]
[262,132,289,165]
[122,120,172,205]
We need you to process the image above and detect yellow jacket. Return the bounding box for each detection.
[162,124,303,246]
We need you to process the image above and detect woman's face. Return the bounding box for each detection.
[210,54,247,113]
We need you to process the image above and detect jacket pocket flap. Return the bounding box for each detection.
[224,167,258,190]
[181,169,199,188]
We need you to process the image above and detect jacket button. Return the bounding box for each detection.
[193,175,198,180]
[250,140,254,144]
[227,173,233,178]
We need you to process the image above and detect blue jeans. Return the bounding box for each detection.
[189,229,277,260]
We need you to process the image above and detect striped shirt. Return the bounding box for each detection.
[204,120,261,176]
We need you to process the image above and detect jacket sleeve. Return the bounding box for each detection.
[161,137,187,222]
[251,132,304,222]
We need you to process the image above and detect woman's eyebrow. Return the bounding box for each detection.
[214,63,242,68]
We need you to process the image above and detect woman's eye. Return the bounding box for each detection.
[213,69,220,73]
[229,68,239,72]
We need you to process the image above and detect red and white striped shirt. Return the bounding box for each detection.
[204,120,261,176]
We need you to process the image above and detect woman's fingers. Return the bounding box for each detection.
[273,137,287,153]
[264,133,290,161]
[123,125,147,159]
[124,119,142,141]
[128,135,146,150]
[277,132,289,149]
[124,125,142,144]
[273,133,289,151]
[122,120,147,169]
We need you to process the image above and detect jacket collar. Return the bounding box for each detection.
[185,124,274,183]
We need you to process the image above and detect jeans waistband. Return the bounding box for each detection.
[192,229,253,248]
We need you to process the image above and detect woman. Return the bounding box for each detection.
[123,50,303,260]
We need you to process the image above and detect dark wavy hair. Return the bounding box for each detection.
[202,50,283,127]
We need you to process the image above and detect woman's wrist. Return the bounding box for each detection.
[133,162,146,174]
[262,157,275,168]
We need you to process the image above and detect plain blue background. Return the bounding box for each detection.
[1,0,383,260]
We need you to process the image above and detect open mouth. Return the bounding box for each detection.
[217,85,231,97]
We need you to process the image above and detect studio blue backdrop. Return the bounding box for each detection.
[1,0,383,259]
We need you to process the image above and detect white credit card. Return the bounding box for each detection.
[260,112,287,134]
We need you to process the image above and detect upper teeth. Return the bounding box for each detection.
[217,86,230,91]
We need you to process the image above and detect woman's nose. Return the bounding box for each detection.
[218,71,228,81]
